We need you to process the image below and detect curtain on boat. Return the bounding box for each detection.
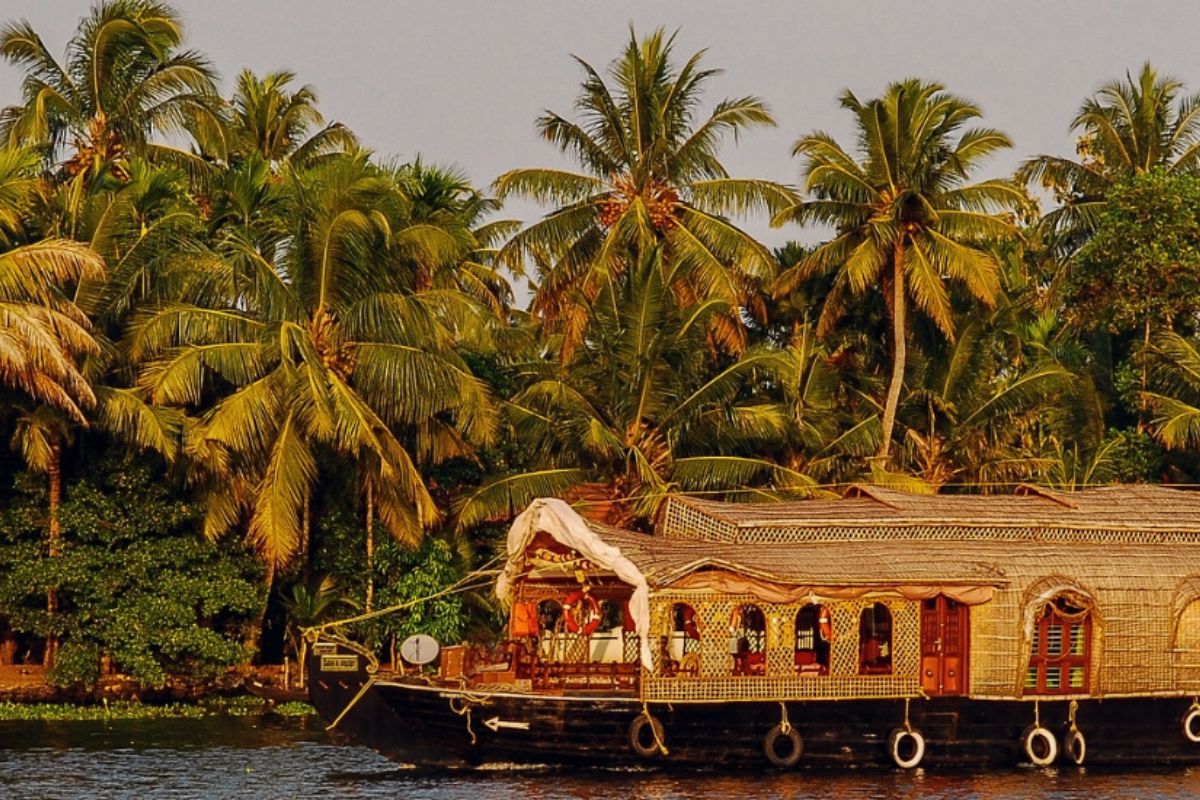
[497,498,655,670]
[667,570,995,605]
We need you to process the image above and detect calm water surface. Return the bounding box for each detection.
[1,716,1199,799]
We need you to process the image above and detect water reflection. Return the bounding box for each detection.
[1,717,1199,799]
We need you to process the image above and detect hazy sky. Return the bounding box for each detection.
[3,1,1200,259]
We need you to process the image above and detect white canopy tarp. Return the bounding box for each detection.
[496,498,654,670]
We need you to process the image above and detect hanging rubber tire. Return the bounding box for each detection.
[1021,724,1058,766]
[888,727,926,769]
[763,724,803,768]
[1063,729,1086,765]
[629,713,666,758]
[1183,708,1200,743]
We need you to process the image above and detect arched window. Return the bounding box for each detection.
[1175,595,1200,691]
[589,599,628,664]
[1177,599,1200,654]
[667,602,701,666]
[597,599,624,632]
[1026,594,1092,694]
[859,603,893,675]
[537,598,576,662]
[795,603,831,675]
[731,604,767,676]
[537,599,564,635]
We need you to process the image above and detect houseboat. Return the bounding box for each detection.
[306,485,1200,769]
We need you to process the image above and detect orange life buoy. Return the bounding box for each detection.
[818,605,833,643]
[564,591,601,636]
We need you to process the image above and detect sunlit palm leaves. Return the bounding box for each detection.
[132,153,502,568]
[0,147,104,422]
[1144,332,1200,450]
[217,69,358,169]
[1019,63,1200,256]
[457,247,815,531]
[897,316,1070,487]
[0,0,220,179]
[495,27,794,359]
[775,79,1023,460]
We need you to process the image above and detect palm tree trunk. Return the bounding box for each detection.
[1139,318,1151,431]
[300,491,311,582]
[365,481,375,614]
[879,246,907,461]
[245,561,275,662]
[43,441,62,669]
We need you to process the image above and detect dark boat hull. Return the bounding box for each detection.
[307,650,1200,769]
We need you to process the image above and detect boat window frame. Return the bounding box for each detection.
[795,603,831,675]
[858,602,893,675]
[1025,594,1092,695]
[731,603,767,676]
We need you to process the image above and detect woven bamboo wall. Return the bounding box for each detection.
[1174,600,1200,691]
[646,568,1200,700]
[644,592,921,703]
[962,551,1186,697]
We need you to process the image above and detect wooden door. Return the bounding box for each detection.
[920,595,969,696]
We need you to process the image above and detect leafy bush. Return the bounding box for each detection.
[0,456,263,686]
[310,509,468,650]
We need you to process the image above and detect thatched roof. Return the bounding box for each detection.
[588,519,1200,592]
[661,485,1200,543]
[587,523,1008,590]
[509,488,1200,597]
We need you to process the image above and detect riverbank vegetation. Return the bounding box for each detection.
[0,697,314,721]
[2,0,1200,692]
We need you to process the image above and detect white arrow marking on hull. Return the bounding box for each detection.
[483,716,530,732]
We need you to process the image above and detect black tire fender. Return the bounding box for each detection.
[763,723,803,768]
[628,712,666,758]
[1063,728,1086,765]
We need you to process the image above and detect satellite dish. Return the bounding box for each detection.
[400,633,440,666]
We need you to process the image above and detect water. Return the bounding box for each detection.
[1,716,1199,799]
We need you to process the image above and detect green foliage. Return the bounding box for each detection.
[0,701,205,721]
[270,701,317,717]
[0,455,262,686]
[0,698,315,720]
[311,509,468,648]
[1067,170,1200,334]
[1103,429,1165,483]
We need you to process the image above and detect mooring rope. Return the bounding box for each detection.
[303,554,504,637]
[324,674,378,731]
[641,700,669,756]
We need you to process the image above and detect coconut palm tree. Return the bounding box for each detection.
[774,79,1023,461]
[221,69,358,169]
[399,161,517,315]
[0,146,105,422]
[280,575,353,687]
[130,152,501,571]
[1142,332,1200,450]
[495,27,795,359]
[895,316,1070,487]
[0,0,219,180]
[457,246,817,532]
[0,145,189,668]
[1018,63,1200,256]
